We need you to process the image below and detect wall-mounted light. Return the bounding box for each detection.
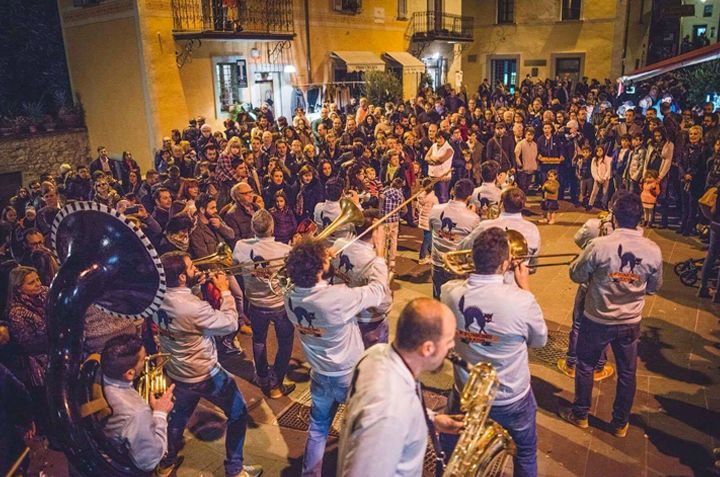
[250,48,261,58]
[283,64,297,74]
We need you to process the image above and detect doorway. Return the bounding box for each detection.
[490,57,517,91]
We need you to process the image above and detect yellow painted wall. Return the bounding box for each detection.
[461,0,624,93]
[136,1,191,153]
[59,0,154,171]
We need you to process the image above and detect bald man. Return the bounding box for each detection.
[337,298,462,476]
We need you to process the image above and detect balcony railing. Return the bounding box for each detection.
[171,0,295,40]
[408,11,473,43]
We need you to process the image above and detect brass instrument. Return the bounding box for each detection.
[193,242,234,269]
[443,352,515,477]
[136,352,171,403]
[443,229,578,276]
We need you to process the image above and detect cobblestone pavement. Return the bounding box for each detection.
[33,199,720,477]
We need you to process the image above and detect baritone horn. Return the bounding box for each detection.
[443,229,578,276]
[137,352,171,403]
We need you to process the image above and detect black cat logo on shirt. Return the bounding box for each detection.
[609,244,643,284]
[438,211,459,240]
[455,295,498,345]
[250,249,275,280]
[288,298,325,336]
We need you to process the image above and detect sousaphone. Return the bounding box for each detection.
[46,202,166,476]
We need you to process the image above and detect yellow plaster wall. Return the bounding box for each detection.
[136,2,191,152]
[61,10,154,171]
[461,0,623,93]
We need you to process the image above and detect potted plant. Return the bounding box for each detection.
[42,114,57,132]
[22,101,44,134]
[13,116,32,135]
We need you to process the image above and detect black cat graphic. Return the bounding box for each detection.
[618,244,642,273]
[479,197,490,209]
[338,253,354,273]
[459,296,493,345]
[288,298,316,328]
[320,211,332,228]
[440,212,457,233]
[250,249,268,269]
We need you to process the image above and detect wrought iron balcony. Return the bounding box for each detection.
[171,0,295,40]
[407,11,473,43]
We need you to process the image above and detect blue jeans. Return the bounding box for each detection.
[572,317,641,427]
[432,264,454,299]
[247,304,295,388]
[303,371,353,477]
[434,179,450,204]
[163,369,248,476]
[566,285,607,371]
[419,229,432,259]
[700,227,720,298]
[357,319,389,348]
[441,388,538,477]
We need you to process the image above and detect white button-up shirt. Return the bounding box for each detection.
[102,376,168,472]
[233,236,291,309]
[337,344,428,477]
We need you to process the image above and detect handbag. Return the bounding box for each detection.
[698,186,717,220]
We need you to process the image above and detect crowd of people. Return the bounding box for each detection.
[0,72,719,477]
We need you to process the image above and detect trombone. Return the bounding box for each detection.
[193,243,287,275]
[443,229,578,276]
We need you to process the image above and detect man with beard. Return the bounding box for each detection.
[154,252,262,477]
[337,298,462,476]
[284,238,389,477]
[441,227,547,477]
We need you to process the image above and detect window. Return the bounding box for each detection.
[497,0,514,24]
[490,58,517,90]
[334,0,362,14]
[562,0,581,21]
[555,56,582,85]
[397,0,407,19]
[215,60,248,112]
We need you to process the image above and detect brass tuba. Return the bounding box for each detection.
[47,201,167,476]
[443,352,515,477]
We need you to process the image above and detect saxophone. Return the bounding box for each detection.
[443,352,516,477]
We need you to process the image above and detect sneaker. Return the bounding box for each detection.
[548,218,556,225]
[557,358,576,378]
[269,382,296,399]
[612,422,629,438]
[559,408,589,429]
[156,456,184,477]
[418,257,431,265]
[538,218,549,224]
[593,364,615,382]
[229,465,264,477]
[220,337,244,355]
[239,324,253,336]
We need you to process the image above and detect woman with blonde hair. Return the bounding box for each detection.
[6,266,50,431]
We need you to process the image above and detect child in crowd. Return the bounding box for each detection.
[624,133,646,193]
[589,145,612,210]
[270,191,297,244]
[377,177,406,272]
[640,169,661,227]
[364,166,382,201]
[576,145,594,209]
[540,169,560,224]
[416,177,438,265]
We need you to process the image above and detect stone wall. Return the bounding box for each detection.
[0,130,89,184]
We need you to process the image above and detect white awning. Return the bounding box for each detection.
[331,51,385,72]
[383,51,426,72]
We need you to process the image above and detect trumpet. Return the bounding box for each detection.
[443,229,578,276]
[193,242,287,276]
[136,352,171,403]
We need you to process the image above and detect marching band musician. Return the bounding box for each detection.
[469,160,503,218]
[232,209,296,399]
[441,227,547,477]
[332,209,393,348]
[153,252,262,477]
[313,179,354,241]
[101,334,175,473]
[284,238,389,477]
[557,198,621,382]
[561,193,662,438]
[458,187,540,284]
[337,298,463,476]
[428,178,480,299]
